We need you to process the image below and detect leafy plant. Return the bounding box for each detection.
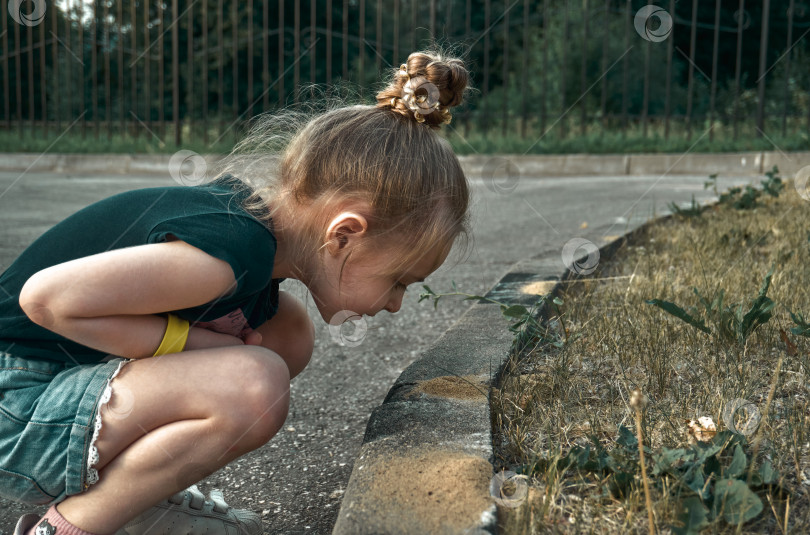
[645,264,776,346]
[669,194,704,218]
[789,309,810,337]
[516,426,781,533]
[418,282,577,353]
[760,165,784,198]
[713,166,783,210]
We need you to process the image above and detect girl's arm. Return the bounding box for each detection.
[19,239,249,359]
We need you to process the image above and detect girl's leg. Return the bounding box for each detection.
[55,344,290,534]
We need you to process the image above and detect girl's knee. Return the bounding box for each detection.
[218,348,291,448]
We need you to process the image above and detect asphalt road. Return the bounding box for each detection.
[0,169,751,534]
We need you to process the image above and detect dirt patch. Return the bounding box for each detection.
[406,375,489,400]
[366,448,494,533]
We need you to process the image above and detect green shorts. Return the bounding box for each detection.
[0,350,128,506]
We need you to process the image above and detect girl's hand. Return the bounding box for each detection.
[183,326,264,352]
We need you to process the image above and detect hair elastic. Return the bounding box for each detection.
[153,313,190,357]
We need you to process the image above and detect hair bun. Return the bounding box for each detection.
[375,50,470,130]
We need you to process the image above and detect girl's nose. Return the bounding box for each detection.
[385,295,402,314]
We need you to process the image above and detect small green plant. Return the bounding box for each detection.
[645,264,776,346]
[713,166,783,210]
[788,309,810,337]
[418,282,578,353]
[704,173,720,197]
[516,426,782,533]
[669,194,704,218]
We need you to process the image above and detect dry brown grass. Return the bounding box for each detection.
[492,178,810,534]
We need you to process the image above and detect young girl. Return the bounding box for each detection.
[2,49,472,534]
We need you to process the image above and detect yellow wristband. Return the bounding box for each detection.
[153,313,190,357]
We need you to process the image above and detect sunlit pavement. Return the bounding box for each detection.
[0,170,751,534]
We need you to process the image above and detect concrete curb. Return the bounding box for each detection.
[330,204,688,534]
[1,151,809,178]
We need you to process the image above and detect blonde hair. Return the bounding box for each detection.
[209,48,474,290]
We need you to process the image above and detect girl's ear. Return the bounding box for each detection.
[324,212,369,256]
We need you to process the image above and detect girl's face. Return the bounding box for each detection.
[310,241,449,324]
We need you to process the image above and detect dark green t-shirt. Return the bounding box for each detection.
[0,174,285,364]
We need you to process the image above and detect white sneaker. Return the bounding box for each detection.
[115,485,263,535]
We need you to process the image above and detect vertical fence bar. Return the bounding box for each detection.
[118,0,124,137]
[664,0,674,139]
[581,0,589,136]
[279,0,285,107]
[141,2,148,139]
[53,0,61,133]
[172,0,179,145]
[501,2,508,136]
[376,0,382,73]
[342,0,348,81]
[621,0,629,135]
[263,0,269,111]
[91,1,98,139]
[1,0,8,128]
[393,0,399,64]
[642,39,650,137]
[445,0,453,37]
[158,0,165,140]
[248,0,254,117]
[232,0,239,121]
[782,0,794,136]
[482,0,490,133]
[187,1,194,139]
[708,0,720,141]
[203,0,209,145]
[560,0,568,138]
[601,0,608,130]
[464,0,471,136]
[39,4,46,134]
[541,0,548,136]
[521,0,529,138]
[27,12,33,132]
[733,0,744,140]
[685,0,697,138]
[103,0,111,138]
[294,0,300,102]
[430,0,436,40]
[68,0,75,133]
[359,0,365,91]
[218,0,224,133]
[756,0,770,136]
[411,0,416,54]
[13,9,20,133]
[326,0,332,84]
[311,0,316,87]
[129,0,137,138]
[78,1,85,138]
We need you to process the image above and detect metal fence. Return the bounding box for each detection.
[1,0,808,148]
